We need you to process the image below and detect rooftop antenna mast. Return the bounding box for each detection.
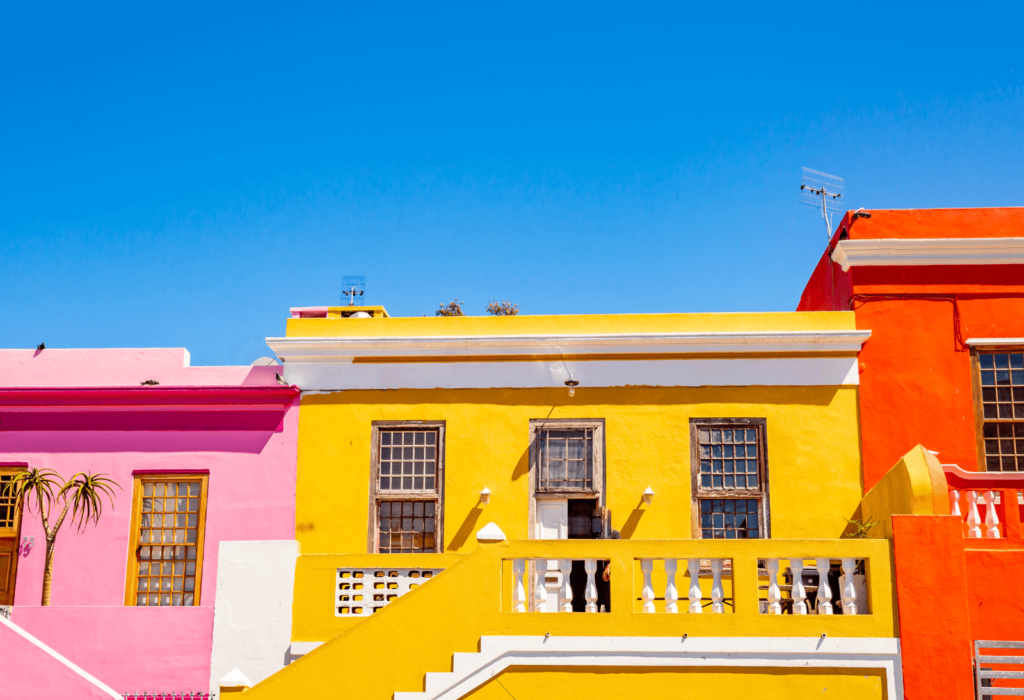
[341,276,366,306]
[800,168,845,307]
[800,167,844,245]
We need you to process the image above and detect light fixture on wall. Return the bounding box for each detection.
[564,375,579,397]
[642,487,655,505]
[479,487,492,506]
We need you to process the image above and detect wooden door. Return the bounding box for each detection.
[0,468,25,605]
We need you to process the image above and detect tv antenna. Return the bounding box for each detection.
[341,276,366,306]
[800,167,844,244]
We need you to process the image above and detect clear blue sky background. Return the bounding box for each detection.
[2,3,1022,365]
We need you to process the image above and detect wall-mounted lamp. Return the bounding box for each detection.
[564,375,579,397]
[479,487,492,506]
[642,487,655,505]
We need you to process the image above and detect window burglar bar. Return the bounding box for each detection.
[975,640,1024,698]
[122,693,215,699]
[538,429,594,491]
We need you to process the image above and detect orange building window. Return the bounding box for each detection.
[978,351,1024,472]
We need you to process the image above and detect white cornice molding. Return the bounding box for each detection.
[831,237,1024,272]
[966,338,1024,347]
[266,330,870,363]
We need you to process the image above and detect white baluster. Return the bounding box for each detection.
[664,558,679,614]
[765,558,781,615]
[558,559,573,612]
[687,558,703,613]
[950,489,962,517]
[985,491,1001,539]
[815,558,833,615]
[534,559,548,612]
[512,559,526,613]
[641,559,655,613]
[710,559,724,613]
[841,557,857,615]
[967,491,983,538]
[584,559,599,613]
[790,558,807,615]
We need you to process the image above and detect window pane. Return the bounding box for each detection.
[695,423,763,493]
[538,428,594,491]
[378,429,440,492]
[132,479,203,606]
[979,351,1024,472]
[377,500,438,553]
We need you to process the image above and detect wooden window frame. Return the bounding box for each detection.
[123,472,209,607]
[971,346,1024,472]
[689,418,771,539]
[528,419,606,539]
[366,421,446,553]
[0,464,27,606]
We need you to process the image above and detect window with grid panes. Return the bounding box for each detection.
[0,473,18,529]
[537,428,594,491]
[692,422,766,539]
[978,351,1024,472]
[127,477,207,606]
[373,427,441,553]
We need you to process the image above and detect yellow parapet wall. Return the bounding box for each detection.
[861,444,951,539]
[255,538,896,699]
[286,310,858,338]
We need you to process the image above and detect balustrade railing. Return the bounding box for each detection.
[944,464,1024,542]
[507,553,868,615]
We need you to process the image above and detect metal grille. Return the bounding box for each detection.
[0,474,17,528]
[378,430,438,491]
[700,499,760,539]
[378,500,437,553]
[538,429,593,491]
[135,481,201,606]
[697,427,760,489]
[975,640,1024,697]
[336,568,442,616]
[981,353,1024,473]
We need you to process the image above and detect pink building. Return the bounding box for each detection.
[0,349,299,698]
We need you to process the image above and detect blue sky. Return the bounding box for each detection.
[2,2,1022,365]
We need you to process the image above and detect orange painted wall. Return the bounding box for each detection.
[891,515,975,700]
[797,208,1024,490]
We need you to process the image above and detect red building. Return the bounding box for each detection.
[799,207,1024,699]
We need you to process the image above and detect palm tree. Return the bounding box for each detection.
[3,468,120,605]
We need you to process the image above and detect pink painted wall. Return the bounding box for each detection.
[0,347,277,387]
[0,349,299,693]
[0,617,117,699]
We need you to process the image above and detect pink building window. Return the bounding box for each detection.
[125,474,209,606]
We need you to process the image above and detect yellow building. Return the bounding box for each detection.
[231,307,900,699]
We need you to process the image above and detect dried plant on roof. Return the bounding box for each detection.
[435,298,465,317]
[485,299,519,316]
[3,468,120,605]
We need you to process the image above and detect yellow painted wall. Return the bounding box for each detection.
[295,385,863,556]
[286,309,857,338]
[464,667,885,699]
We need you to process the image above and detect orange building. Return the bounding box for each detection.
[799,207,1024,699]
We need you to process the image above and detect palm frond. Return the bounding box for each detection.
[5,467,61,516]
[60,472,122,532]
